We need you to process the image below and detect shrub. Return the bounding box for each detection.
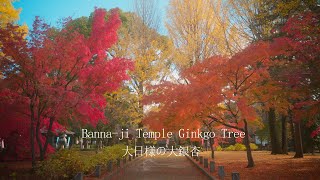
[224,145,235,151]
[215,145,223,151]
[36,149,84,179]
[234,143,246,151]
[82,144,129,173]
[223,143,258,151]
[250,143,258,150]
[36,144,132,179]
[102,144,130,160]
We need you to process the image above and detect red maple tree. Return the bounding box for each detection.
[144,42,274,167]
[271,11,320,158]
[0,8,133,166]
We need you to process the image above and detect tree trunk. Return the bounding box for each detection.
[281,115,288,154]
[293,121,303,158]
[244,119,254,168]
[30,103,36,169]
[209,134,215,159]
[268,108,282,154]
[43,118,54,154]
[37,117,54,160]
[136,122,144,146]
[136,82,144,147]
[203,120,215,159]
[35,120,44,160]
[289,111,295,152]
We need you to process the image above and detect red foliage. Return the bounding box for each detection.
[311,127,320,138]
[0,8,133,159]
[144,42,273,141]
[0,90,57,160]
[272,12,320,131]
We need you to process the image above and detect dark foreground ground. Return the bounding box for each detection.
[1,151,320,180]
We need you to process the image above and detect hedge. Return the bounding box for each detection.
[36,144,131,179]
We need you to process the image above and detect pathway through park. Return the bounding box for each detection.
[111,153,210,180]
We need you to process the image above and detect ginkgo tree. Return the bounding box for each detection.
[0,0,27,75]
[0,0,28,30]
[111,10,173,127]
[166,0,245,69]
[0,8,132,167]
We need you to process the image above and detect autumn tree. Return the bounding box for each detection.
[0,0,27,75]
[0,8,132,167]
[111,11,172,126]
[103,85,141,145]
[166,0,245,69]
[144,42,275,167]
[0,0,22,27]
[208,42,275,167]
[271,11,320,158]
[227,0,317,42]
[62,4,172,147]
[0,89,66,160]
[104,1,173,148]
[226,0,319,155]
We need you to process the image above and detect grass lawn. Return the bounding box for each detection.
[199,151,320,180]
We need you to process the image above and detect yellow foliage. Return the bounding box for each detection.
[105,86,141,126]
[228,0,317,41]
[0,0,20,26]
[110,12,173,125]
[0,0,28,78]
[0,0,28,33]
[166,0,246,69]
